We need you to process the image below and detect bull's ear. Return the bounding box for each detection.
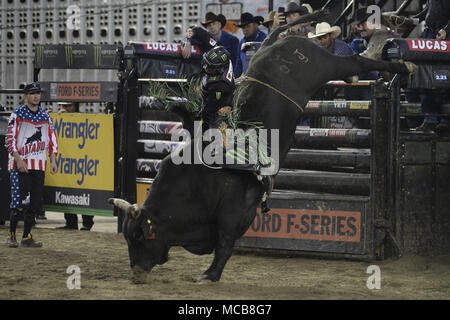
[140,218,155,240]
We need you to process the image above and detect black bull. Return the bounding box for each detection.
[110,12,416,282]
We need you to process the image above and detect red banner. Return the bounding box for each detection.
[406,39,450,53]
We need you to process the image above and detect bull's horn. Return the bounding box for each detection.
[130,204,142,219]
[108,198,141,219]
[108,198,132,211]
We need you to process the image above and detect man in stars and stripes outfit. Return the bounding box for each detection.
[4,82,58,248]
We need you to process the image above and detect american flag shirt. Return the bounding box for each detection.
[5,105,58,171]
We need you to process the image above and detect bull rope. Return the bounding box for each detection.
[238,75,304,112]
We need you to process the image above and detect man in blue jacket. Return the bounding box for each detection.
[234,12,267,78]
[182,12,239,67]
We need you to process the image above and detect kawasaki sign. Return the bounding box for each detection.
[34,44,119,69]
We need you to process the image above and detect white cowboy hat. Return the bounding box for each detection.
[308,22,341,38]
[302,3,314,14]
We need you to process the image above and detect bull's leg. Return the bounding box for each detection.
[198,233,235,282]
[355,55,415,74]
[331,54,415,80]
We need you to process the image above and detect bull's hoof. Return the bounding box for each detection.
[131,266,147,284]
[196,273,219,282]
[131,276,146,284]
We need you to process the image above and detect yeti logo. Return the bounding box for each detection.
[25,127,42,145]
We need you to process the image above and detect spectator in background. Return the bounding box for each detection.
[308,22,353,56]
[182,12,239,67]
[273,2,314,38]
[413,0,450,41]
[354,7,400,62]
[308,23,357,129]
[262,10,276,34]
[234,12,267,78]
[411,0,450,133]
[350,26,367,55]
[347,14,378,102]
[56,102,94,231]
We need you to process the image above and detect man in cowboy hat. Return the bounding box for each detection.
[308,22,353,56]
[233,12,267,78]
[273,1,315,38]
[350,7,400,112]
[262,10,276,34]
[182,12,239,66]
[309,22,357,129]
[352,7,399,61]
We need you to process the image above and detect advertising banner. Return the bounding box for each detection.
[237,194,369,255]
[39,81,118,103]
[35,44,119,70]
[244,208,361,243]
[43,113,114,216]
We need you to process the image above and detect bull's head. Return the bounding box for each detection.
[108,198,168,283]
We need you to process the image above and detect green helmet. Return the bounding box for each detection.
[201,46,231,74]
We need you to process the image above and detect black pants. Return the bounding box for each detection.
[9,170,45,236]
[10,170,44,212]
[64,213,94,228]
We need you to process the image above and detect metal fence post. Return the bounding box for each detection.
[371,81,390,259]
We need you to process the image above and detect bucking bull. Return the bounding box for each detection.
[110,10,416,283]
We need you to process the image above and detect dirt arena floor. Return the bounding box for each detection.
[0,218,449,300]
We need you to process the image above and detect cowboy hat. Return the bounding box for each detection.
[284,1,309,15]
[236,12,264,27]
[262,10,276,28]
[308,22,341,38]
[302,3,314,14]
[351,7,372,25]
[201,12,227,29]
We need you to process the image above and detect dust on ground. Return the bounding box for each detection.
[0,225,449,300]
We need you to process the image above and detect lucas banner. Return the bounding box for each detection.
[35,44,119,69]
[43,113,114,216]
[125,43,201,79]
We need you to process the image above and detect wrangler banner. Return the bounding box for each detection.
[43,113,114,216]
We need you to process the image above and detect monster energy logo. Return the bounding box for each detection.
[36,45,44,67]
[209,52,218,59]
[65,46,73,67]
[221,54,227,61]
[94,46,102,67]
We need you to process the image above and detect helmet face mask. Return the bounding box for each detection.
[203,64,224,75]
